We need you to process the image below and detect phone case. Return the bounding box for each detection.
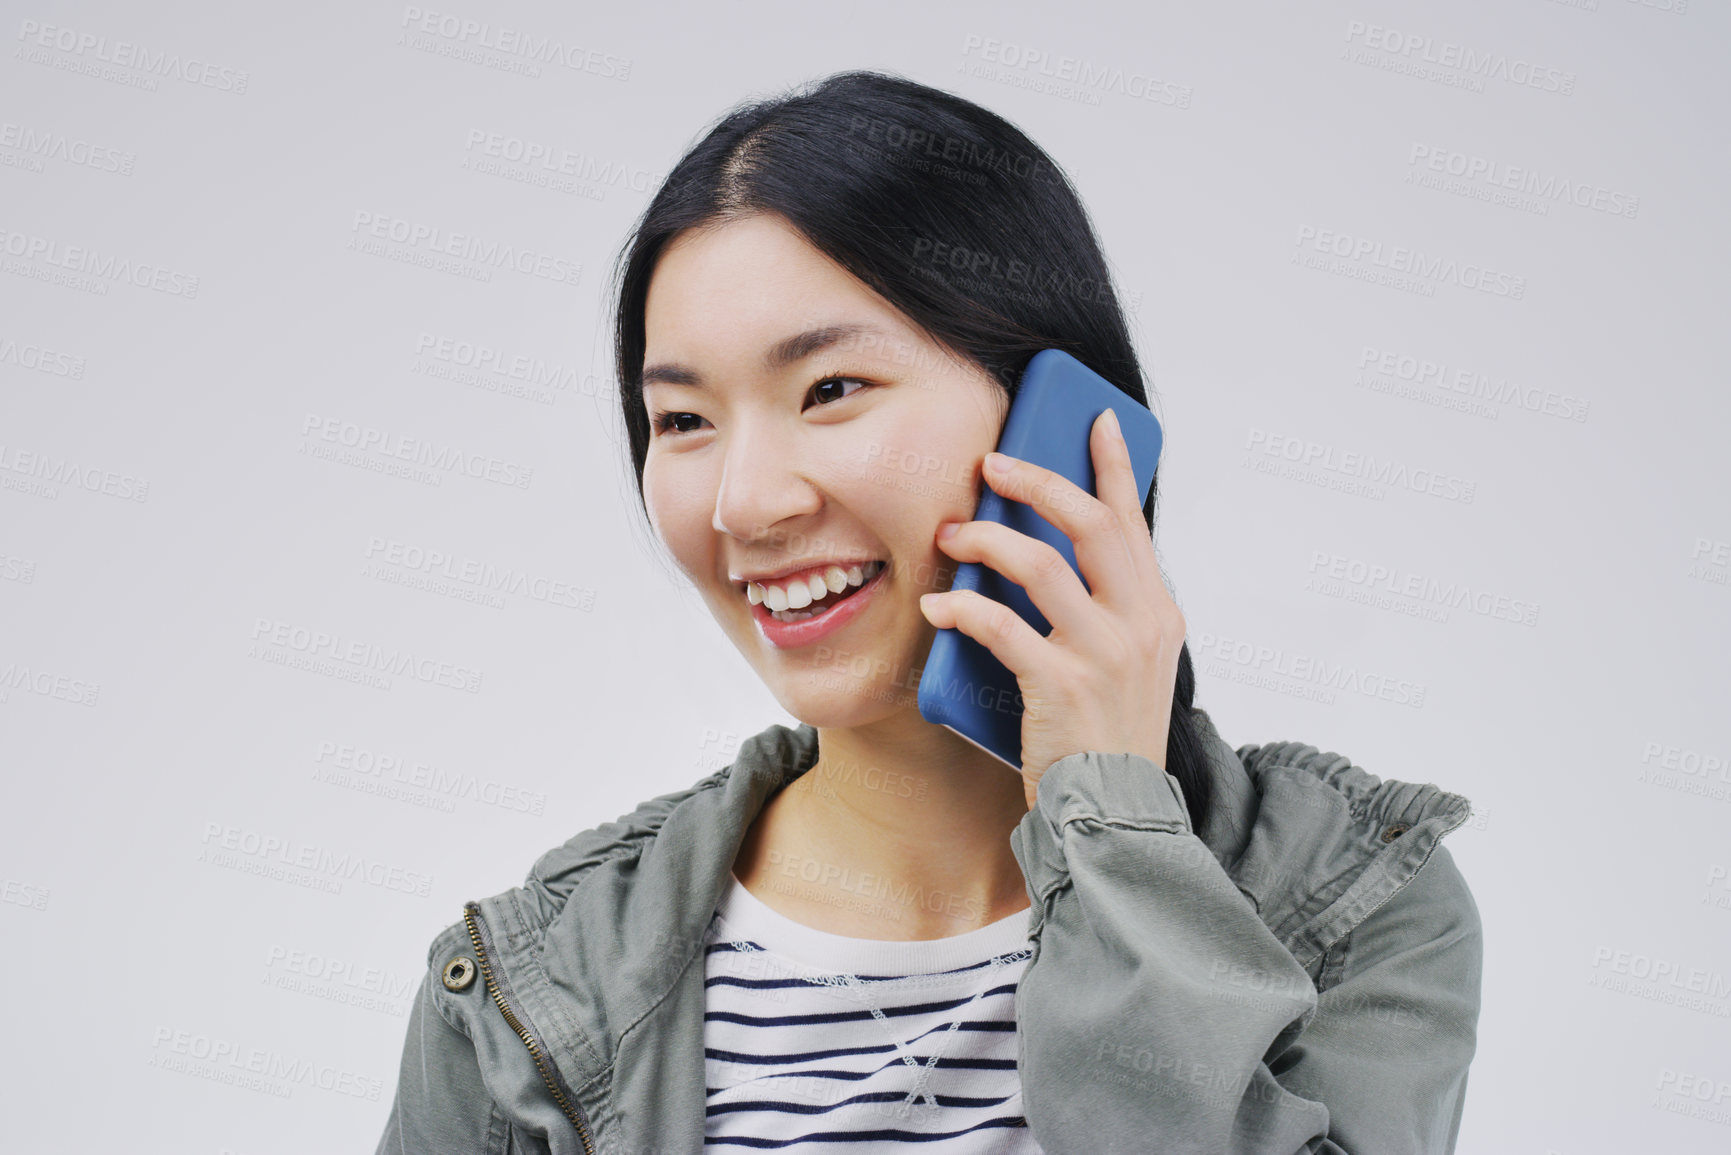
[915,349,1164,770]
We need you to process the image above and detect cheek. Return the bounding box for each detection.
[859,416,986,525]
[643,459,711,574]
[848,417,986,597]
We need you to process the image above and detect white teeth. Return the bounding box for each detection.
[748,559,884,618]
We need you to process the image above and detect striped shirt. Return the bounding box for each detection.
[702,873,1044,1151]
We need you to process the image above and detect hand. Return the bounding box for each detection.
[918,409,1186,811]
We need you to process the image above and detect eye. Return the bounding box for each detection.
[647,376,876,438]
[807,376,873,409]
[649,409,704,436]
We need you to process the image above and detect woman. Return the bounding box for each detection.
[376,71,1482,1155]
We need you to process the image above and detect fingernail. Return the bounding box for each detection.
[1105,409,1122,437]
[937,521,959,541]
[984,452,1011,475]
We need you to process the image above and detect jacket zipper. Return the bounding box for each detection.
[461,901,596,1155]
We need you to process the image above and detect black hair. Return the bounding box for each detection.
[610,69,1213,834]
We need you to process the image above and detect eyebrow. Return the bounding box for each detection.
[640,323,880,389]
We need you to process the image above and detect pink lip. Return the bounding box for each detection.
[752,563,887,649]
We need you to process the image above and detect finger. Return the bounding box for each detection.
[1091,410,1146,530]
[935,519,1117,652]
[981,448,1138,611]
[919,587,1049,684]
[1090,410,1153,585]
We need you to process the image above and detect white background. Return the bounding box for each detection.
[2,0,1727,1151]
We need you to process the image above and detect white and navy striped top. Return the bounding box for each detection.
[701,873,1043,1151]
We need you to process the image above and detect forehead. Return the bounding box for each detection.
[643,214,913,364]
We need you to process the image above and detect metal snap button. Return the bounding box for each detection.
[442,956,477,991]
[1380,823,1410,844]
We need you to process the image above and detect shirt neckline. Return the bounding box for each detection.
[712,871,1032,977]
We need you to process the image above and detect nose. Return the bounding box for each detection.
[712,422,822,542]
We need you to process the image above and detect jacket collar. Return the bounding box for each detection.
[470,710,1469,1103]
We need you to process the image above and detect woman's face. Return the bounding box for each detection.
[641,212,1008,727]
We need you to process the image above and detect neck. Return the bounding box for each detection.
[732,708,1032,941]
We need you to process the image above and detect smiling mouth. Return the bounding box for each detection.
[749,559,888,622]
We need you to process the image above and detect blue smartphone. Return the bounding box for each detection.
[916,349,1164,769]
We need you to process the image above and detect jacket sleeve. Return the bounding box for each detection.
[375,967,511,1155]
[1008,751,1482,1154]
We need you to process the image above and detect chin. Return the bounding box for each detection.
[770,676,920,730]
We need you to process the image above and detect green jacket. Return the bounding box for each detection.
[375,707,1481,1153]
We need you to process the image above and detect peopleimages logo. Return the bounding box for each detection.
[398,6,631,79]
[461,130,652,193]
[1,877,50,911]
[1588,945,1731,1015]
[412,331,592,397]
[299,413,533,490]
[0,120,135,174]
[0,333,87,378]
[1293,225,1526,300]
[0,443,149,503]
[148,1026,383,1100]
[847,114,1063,189]
[248,616,485,694]
[199,821,436,898]
[1407,144,1639,220]
[0,226,199,297]
[1342,21,1576,95]
[0,660,101,706]
[1306,550,1540,627]
[264,944,418,1016]
[1356,346,1590,423]
[363,535,594,611]
[349,211,581,285]
[909,235,1120,308]
[15,19,251,93]
[1244,428,1478,504]
[958,35,1193,108]
[312,738,548,815]
[1689,537,1730,589]
[1193,629,1428,709]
